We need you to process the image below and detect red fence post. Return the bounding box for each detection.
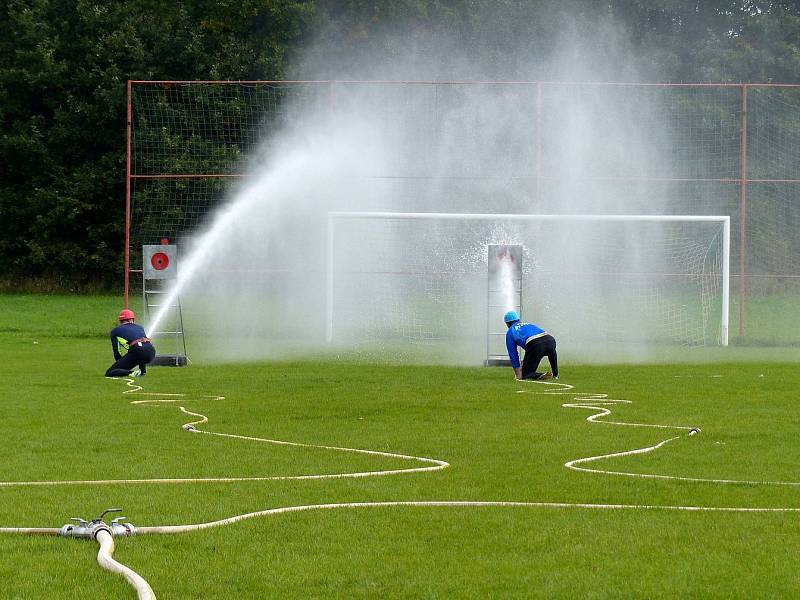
[739,84,748,338]
[124,80,133,309]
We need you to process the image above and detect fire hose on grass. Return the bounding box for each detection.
[1,508,154,600]
[95,528,155,600]
[1,378,793,598]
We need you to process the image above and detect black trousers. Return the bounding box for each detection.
[105,344,156,377]
[521,335,558,379]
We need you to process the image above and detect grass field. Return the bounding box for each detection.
[1,294,800,598]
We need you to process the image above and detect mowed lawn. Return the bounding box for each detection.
[1,294,800,598]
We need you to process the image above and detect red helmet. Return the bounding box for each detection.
[118,309,136,321]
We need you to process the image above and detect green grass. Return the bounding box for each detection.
[1,294,800,598]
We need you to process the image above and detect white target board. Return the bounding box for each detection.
[143,245,177,279]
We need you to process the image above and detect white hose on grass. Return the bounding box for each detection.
[95,528,155,600]
[2,373,798,600]
[0,527,60,535]
[0,389,448,488]
[516,379,800,486]
[0,526,155,599]
[137,499,800,536]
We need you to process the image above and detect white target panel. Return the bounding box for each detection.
[143,245,177,279]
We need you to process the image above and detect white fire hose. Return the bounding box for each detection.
[95,526,155,600]
[1,508,155,599]
[0,527,60,535]
[0,378,778,598]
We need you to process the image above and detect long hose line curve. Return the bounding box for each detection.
[3,374,800,600]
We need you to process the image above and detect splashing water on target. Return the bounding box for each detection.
[498,255,517,313]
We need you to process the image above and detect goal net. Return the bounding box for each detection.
[326,212,730,357]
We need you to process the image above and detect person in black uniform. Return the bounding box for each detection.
[105,309,156,377]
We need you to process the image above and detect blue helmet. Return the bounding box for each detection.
[503,310,520,324]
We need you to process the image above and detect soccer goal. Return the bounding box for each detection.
[326,212,730,354]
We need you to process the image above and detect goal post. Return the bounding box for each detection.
[326,212,730,354]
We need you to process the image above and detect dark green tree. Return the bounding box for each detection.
[0,0,315,290]
[3,0,800,290]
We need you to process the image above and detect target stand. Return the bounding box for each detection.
[485,245,523,367]
[142,243,188,367]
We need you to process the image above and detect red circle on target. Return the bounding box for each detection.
[151,252,170,270]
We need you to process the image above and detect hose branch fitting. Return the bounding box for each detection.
[59,508,136,538]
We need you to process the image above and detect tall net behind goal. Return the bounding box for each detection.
[129,81,800,348]
[327,213,729,357]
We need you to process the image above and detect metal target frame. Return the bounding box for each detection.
[142,244,188,366]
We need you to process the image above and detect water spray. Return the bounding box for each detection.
[145,148,320,338]
[486,244,523,365]
[498,257,517,313]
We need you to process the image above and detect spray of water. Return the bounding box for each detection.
[498,257,517,314]
[148,152,310,337]
[146,116,382,339]
[144,23,720,364]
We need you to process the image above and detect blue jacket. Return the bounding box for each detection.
[110,322,149,360]
[505,321,546,369]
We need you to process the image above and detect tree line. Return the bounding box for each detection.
[1,0,799,291]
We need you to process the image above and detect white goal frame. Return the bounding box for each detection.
[326,212,730,346]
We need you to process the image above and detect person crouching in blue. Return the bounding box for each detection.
[504,310,558,381]
[105,309,156,378]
